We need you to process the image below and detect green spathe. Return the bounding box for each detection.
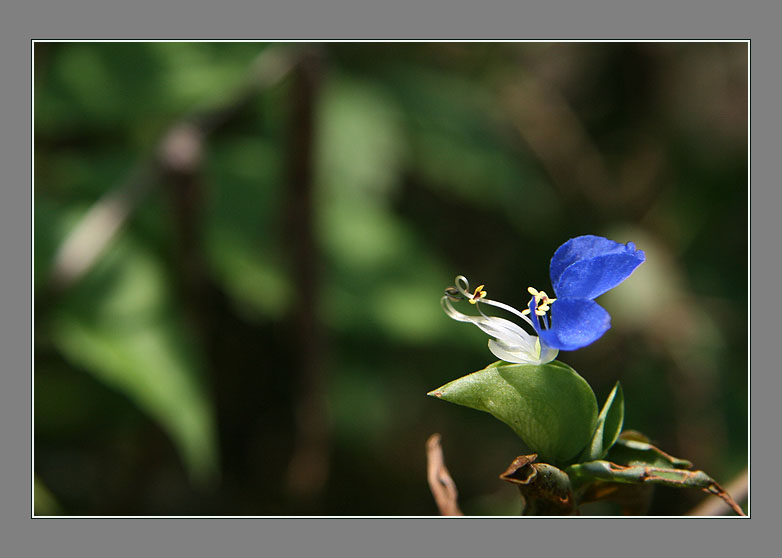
[429,361,598,464]
[579,381,625,462]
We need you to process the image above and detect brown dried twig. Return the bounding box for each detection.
[426,434,463,516]
[687,469,748,516]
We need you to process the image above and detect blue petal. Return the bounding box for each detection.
[554,253,645,300]
[550,236,645,299]
[536,298,611,351]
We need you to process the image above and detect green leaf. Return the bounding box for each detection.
[567,436,692,492]
[429,360,598,464]
[50,237,218,486]
[605,437,693,469]
[566,436,746,516]
[567,459,714,490]
[566,455,746,515]
[579,381,624,462]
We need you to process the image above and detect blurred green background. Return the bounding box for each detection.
[33,42,748,516]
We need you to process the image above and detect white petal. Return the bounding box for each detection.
[442,294,559,365]
[442,297,534,350]
[535,338,559,364]
[488,339,538,364]
[488,338,558,365]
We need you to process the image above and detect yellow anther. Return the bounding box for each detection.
[521,308,531,315]
[526,285,556,317]
[469,284,487,304]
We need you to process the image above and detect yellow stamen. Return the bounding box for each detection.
[469,284,487,304]
[527,285,557,317]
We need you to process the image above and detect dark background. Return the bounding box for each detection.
[33,42,747,516]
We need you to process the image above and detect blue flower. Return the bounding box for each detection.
[442,235,645,363]
[530,235,645,351]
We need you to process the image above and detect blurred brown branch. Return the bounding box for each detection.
[45,45,300,295]
[282,47,331,503]
[500,48,667,220]
[426,434,463,516]
[48,161,158,292]
[502,77,611,207]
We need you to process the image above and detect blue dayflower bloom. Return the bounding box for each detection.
[442,235,645,363]
[531,235,645,351]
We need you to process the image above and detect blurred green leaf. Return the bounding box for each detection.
[317,75,405,203]
[380,64,551,223]
[203,137,288,320]
[34,475,62,516]
[33,200,61,289]
[429,360,598,464]
[331,365,393,447]
[579,381,624,462]
[207,230,291,320]
[50,235,218,486]
[316,78,453,341]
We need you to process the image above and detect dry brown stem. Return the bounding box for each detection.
[426,434,463,516]
[687,469,748,516]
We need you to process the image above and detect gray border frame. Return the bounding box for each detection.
[6,0,773,556]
